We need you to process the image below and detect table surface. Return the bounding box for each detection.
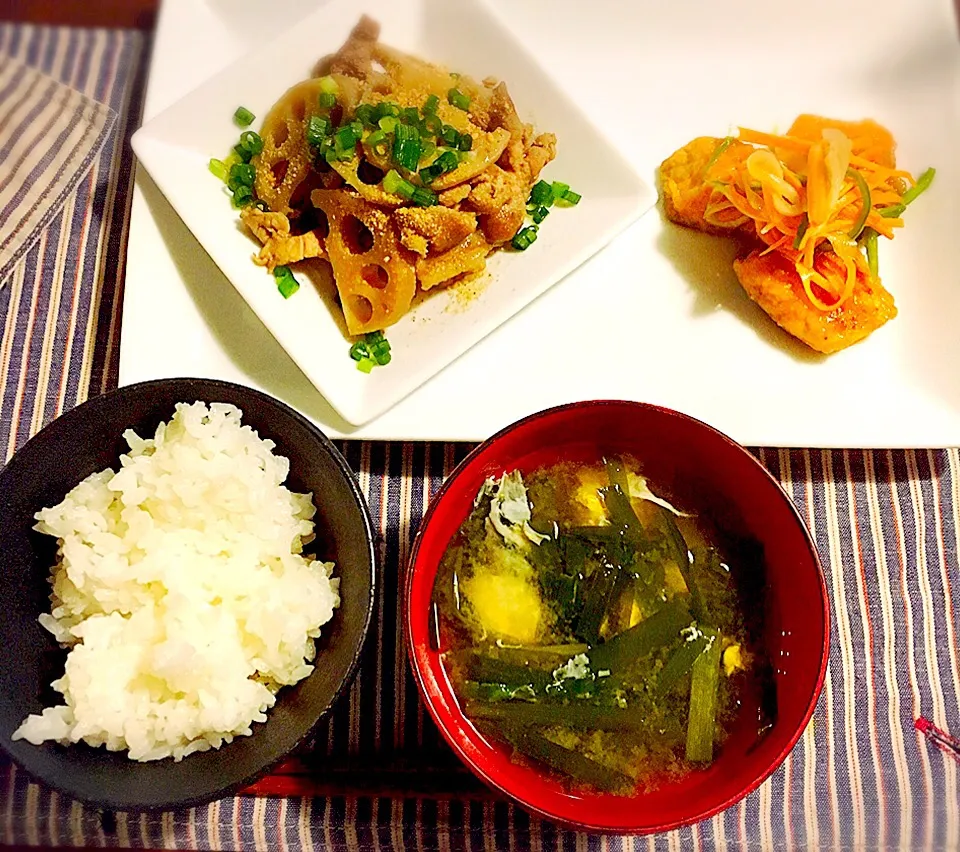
[0,7,959,852]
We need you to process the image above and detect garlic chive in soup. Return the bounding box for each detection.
[430,457,776,794]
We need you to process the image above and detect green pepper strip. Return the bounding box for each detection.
[862,228,879,279]
[685,627,723,763]
[846,169,872,240]
[589,597,691,671]
[700,136,734,179]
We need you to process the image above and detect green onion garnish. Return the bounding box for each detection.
[447,88,470,110]
[378,115,399,134]
[208,158,228,181]
[273,265,299,298]
[374,102,400,121]
[356,357,375,374]
[318,75,339,95]
[435,150,459,174]
[419,139,437,162]
[532,205,549,225]
[511,225,538,250]
[440,124,459,148]
[365,331,392,366]
[318,92,337,109]
[239,130,263,157]
[529,180,553,207]
[307,115,331,148]
[423,94,440,115]
[383,169,416,200]
[401,106,420,125]
[423,113,443,136]
[227,162,256,191]
[393,122,422,172]
[349,340,368,361]
[457,133,473,152]
[550,181,570,201]
[558,189,581,206]
[231,184,253,208]
[233,142,253,164]
[411,186,438,207]
[233,106,255,127]
[336,123,361,150]
[365,128,390,159]
[354,103,376,127]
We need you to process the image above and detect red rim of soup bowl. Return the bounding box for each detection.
[404,400,830,835]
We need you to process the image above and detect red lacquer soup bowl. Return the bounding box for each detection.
[405,400,829,834]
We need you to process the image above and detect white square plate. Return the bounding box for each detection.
[130,0,654,426]
[124,0,960,446]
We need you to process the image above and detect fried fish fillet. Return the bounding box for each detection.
[733,250,897,355]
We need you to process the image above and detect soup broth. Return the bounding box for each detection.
[431,457,774,794]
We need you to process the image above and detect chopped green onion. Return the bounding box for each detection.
[434,150,459,173]
[393,122,422,172]
[307,115,331,148]
[227,162,256,191]
[239,130,263,157]
[208,158,228,181]
[901,166,936,206]
[447,87,470,110]
[419,164,442,184]
[233,106,255,127]
[411,186,438,207]
[846,168,872,240]
[511,224,538,251]
[440,124,459,148]
[457,133,473,152]
[318,75,339,95]
[318,92,337,109]
[532,205,549,225]
[366,331,392,366]
[529,180,553,207]
[551,181,570,201]
[793,213,809,249]
[365,330,384,343]
[223,151,241,172]
[231,184,253,207]
[336,123,361,150]
[423,93,440,115]
[349,341,369,361]
[233,142,253,163]
[365,128,390,158]
[423,113,443,136]
[559,189,581,206]
[378,116,398,133]
[374,102,400,121]
[354,103,376,127]
[383,169,416,200]
[401,106,420,125]
[273,265,299,298]
[419,139,437,162]
[356,357,375,374]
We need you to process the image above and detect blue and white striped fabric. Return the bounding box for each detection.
[0,23,958,852]
[0,50,115,285]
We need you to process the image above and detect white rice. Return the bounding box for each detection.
[12,401,340,762]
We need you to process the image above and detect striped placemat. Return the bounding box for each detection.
[1,21,959,852]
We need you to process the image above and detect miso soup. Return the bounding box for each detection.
[431,456,774,794]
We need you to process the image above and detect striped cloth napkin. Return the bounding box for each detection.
[0,52,116,284]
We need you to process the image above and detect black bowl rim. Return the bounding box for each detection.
[404,398,830,834]
[0,377,378,812]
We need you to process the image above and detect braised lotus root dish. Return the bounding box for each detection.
[660,116,934,354]
[238,17,557,336]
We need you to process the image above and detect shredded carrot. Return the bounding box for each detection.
[695,118,924,311]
